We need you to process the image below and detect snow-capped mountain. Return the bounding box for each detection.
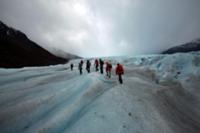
[0,21,76,68]
[162,38,200,54]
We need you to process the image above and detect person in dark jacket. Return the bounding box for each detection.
[106,61,112,78]
[70,63,74,71]
[99,59,104,74]
[78,60,83,75]
[115,63,124,84]
[86,60,91,73]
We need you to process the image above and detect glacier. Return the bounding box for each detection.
[0,52,200,133]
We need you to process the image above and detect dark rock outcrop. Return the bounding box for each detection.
[162,39,200,54]
[0,21,68,68]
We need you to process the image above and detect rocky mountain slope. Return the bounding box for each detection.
[162,39,200,54]
[0,21,68,68]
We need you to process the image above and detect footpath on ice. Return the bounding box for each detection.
[0,52,200,133]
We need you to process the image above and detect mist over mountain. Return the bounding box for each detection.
[162,38,200,54]
[50,48,81,60]
[0,21,80,68]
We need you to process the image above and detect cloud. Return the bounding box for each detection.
[1,0,200,57]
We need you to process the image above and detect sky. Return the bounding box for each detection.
[0,0,200,57]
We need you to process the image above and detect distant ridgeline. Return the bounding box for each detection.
[162,39,200,54]
[0,21,68,68]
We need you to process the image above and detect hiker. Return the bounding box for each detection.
[106,61,112,78]
[80,60,84,64]
[78,60,83,75]
[70,63,74,71]
[94,59,99,72]
[116,63,124,84]
[86,60,91,73]
[99,59,104,74]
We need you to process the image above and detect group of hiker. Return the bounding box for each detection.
[70,59,124,84]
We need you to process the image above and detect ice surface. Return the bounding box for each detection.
[0,52,200,133]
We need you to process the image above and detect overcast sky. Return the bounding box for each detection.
[0,0,200,57]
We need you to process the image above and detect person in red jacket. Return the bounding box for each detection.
[115,63,124,84]
[95,59,99,72]
[106,61,112,78]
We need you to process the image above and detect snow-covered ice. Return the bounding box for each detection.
[0,52,200,133]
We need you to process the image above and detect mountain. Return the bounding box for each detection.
[162,39,200,54]
[50,48,81,60]
[0,21,68,68]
